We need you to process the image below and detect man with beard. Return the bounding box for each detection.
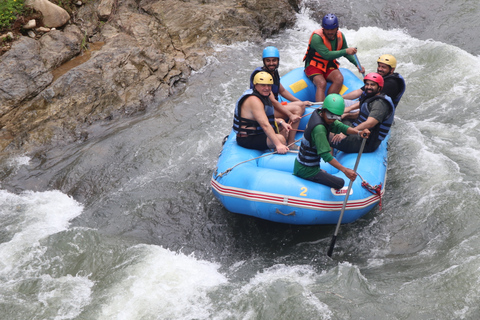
[294,94,370,189]
[233,71,291,154]
[331,73,395,153]
[250,46,309,146]
[342,54,406,108]
[303,13,365,102]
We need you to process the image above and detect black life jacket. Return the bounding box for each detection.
[296,110,329,166]
[233,89,276,135]
[383,73,406,107]
[353,93,395,141]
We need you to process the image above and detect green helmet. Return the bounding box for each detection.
[323,94,345,117]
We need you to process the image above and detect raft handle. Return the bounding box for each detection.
[275,209,295,216]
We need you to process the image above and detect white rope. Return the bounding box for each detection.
[214,138,302,179]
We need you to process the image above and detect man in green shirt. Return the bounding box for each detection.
[294,94,369,189]
[303,13,364,102]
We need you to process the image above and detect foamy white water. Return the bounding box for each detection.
[1,3,480,319]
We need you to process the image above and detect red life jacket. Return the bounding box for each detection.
[303,29,344,72]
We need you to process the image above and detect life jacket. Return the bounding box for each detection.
[296,110,329,166]
[383,73,406,107]
[233,89,276,135]
[353,93,395,141]
[303,29,344,72]
[250,67,280,100]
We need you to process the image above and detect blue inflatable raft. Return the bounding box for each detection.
[211,67,387,225]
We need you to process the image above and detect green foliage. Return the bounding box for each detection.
[81,30,87,50]
[0,0,25,30]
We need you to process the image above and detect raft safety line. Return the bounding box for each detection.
[214,138,302,179]
[211,179,383,211]
[357,173,384,210]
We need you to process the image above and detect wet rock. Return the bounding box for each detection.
[39,25,84,70]
[0,0,301,153]
[0,37,53,114]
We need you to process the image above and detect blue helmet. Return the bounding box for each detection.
[262,46,280,59]
[322,14,339,30]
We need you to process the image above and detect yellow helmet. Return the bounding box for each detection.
[253,71,274,85]
[377,54,397,69]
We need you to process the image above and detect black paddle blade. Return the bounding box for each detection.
[327,235,337,257]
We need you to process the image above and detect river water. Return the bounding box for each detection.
[1,1,480,319]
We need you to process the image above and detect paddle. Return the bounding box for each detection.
[327,137,367,257]
[354,52,365,78]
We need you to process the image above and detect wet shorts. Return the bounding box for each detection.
[305,65,337,82]
[236,133,269,151]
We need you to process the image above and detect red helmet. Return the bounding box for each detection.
[364,72,384,89]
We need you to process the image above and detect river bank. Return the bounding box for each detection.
[0,0,300,154]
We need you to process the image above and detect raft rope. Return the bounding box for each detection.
[215,137,384,210]
[301,111,315,119]
[357,173,383,210]
[214,138,302,180]
[301,105,325,118]
[306,102,322,109]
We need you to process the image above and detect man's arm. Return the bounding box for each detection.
[245,96,288,153]
[353,117,379,131]
[328,158,357,182]
[312,33,362,71]
[353,99,390,130]
[312,125,358,181]
[278,84,300,102]
[341,101,360,120]
[311,34,349,61]
[269,93,294,118]
[340,33,364,72]
[330,120,370,144]
[342,88,362,100]
[344,101,360,113]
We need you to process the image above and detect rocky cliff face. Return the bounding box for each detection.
[0,0,300,153]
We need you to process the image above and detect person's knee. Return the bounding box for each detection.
[312,171,345,189]
[364,140,380,153]
[269,134,286,147]
[331,77,343,85]
[313,76,326,89]
[291,103,304,115]
[329,71,344,84]
[331,178,345,190]
[297,101,306,112]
